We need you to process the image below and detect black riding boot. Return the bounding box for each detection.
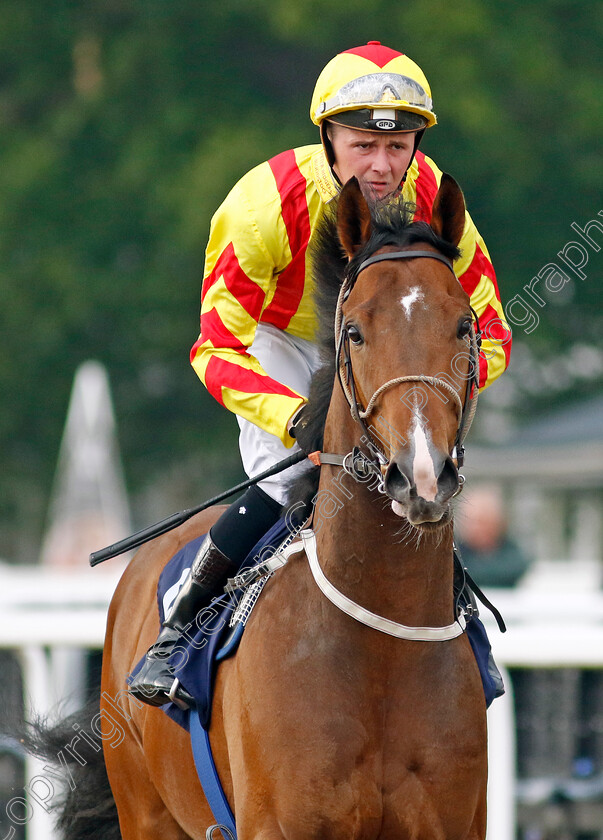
[128,534,238,708]
[129,485,282,709]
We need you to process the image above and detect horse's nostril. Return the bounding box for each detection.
[436,456,459,500]
[384,461,411,501]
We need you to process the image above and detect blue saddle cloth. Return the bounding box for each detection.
[129,518,293,731]
[130,518,502,732]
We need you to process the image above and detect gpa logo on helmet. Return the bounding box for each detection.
[375,119,396,130]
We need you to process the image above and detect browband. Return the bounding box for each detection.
[356,249,456,277]
[344,250,457,300]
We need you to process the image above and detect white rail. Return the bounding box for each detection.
[2,566,603,840]
[1,566,122,840]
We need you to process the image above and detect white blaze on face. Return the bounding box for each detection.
[411,415,438,502]
[400,286,423,318]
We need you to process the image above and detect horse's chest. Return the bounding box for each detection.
[237,680,483,839]
[254,741,483,840]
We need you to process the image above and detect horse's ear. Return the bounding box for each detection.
[430,173,466,249]
[337,177,373,259]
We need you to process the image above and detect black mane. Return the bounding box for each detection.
[285,196,460,511]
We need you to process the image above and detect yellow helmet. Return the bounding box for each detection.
[310,41,437,133]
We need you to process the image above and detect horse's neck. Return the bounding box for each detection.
[315,402,456,629]
[314,495,455,629]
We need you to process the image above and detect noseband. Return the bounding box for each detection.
[333,248,481,471]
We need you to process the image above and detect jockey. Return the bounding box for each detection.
[130,41,511,708]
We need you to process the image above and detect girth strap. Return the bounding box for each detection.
[189,711,237,838]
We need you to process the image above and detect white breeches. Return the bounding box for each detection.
[237,324,322,506]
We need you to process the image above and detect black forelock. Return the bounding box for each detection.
[350,199,462,275]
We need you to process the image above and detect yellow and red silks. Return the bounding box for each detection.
[191,145,511,446]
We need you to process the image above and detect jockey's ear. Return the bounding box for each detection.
[430,173,466,249]
[337,177,373,259]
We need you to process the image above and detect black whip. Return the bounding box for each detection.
[89,450,308,566]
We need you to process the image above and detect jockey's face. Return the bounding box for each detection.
[329,123,417,200]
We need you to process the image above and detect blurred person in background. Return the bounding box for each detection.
[456,483,530,588]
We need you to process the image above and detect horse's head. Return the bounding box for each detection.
[330,175,477,529]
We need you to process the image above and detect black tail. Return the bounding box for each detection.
[20,695,120,840]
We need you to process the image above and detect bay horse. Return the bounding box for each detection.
[100,174,487,840]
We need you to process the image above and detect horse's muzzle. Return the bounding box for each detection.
[383,449,459,524]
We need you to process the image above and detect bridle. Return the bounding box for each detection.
[332,248,482,474]
[230,248,487,644]
[298,247,487,643]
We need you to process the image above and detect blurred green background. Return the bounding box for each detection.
[2,0,601,561]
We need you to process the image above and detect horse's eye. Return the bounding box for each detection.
[347,324,364,345]
[457,317,472,339]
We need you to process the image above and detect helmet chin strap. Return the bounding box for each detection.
[412,126,426,157]
[320,121,337,170]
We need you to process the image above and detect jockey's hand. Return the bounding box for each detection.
[287,405,306,437]
[287,404,322,458]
